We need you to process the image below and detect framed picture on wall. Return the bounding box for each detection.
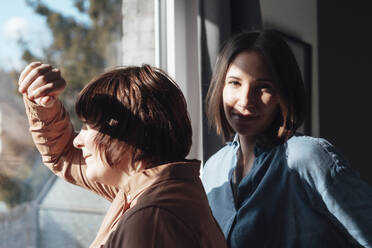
[279,31,312,135]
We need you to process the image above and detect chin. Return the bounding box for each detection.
[233,125,257,135]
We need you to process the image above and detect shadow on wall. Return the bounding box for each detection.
[199,0,263,162]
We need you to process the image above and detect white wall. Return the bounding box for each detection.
[260,0,319,136]
[122,0,155,65]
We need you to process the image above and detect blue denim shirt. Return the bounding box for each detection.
[202,135,372,248]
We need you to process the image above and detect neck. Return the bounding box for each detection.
[237,135,257,178]
[104,159,150,189]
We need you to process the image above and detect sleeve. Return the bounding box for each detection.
[288,137,372,247]
[103,207,199,248]
[24,97,119,202]
[319,157,372,248]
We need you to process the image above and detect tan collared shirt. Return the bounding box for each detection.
[24,98,227,248]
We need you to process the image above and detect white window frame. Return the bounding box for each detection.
[155,0,203,160]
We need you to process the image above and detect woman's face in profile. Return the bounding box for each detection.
[73,124,118,184]
[222,51,280,139]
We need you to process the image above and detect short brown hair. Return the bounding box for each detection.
[75,64,192,167]
[206,30,307,146]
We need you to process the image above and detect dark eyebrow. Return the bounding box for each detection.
[226,76,274,83]
[226,76,241,80]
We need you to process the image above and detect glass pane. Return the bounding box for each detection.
[0,0,121,246]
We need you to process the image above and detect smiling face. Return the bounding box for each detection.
[73,124,123,185]
[222,51,280,142]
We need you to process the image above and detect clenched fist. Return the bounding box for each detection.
[18,62,66,108]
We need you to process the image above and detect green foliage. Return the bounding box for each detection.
[0,174,24,208]
[1,0,122,208]
[22,0,122,110]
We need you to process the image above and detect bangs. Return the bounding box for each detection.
[75,71,124,129]
[75,82,102,127]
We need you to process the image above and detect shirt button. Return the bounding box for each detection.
[127,194,131,201]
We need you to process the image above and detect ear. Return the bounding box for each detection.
[276,100,287,137]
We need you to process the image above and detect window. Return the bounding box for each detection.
[0,1,122,247]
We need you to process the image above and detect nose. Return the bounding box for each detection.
[73,132,83,149]
[237,85,257,109]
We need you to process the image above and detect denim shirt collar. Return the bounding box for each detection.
[228,134,268,157]
[227,134,240,148]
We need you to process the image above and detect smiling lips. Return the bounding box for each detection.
[231,113,260,122]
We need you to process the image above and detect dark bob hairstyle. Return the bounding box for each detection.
[75,64,192,167]
[206,29,307,146]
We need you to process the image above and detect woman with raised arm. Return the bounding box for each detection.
[19,62,227,248]
[202,30,372,248]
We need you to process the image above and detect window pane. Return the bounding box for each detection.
[0,0,122,247]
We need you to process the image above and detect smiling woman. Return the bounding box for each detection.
[18,62,227,248]
[202,29,372,248]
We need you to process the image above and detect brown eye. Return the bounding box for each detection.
[228,81,241,86]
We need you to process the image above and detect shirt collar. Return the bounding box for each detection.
[119,160,201,203]
[229,133,268,157]
[228,134,240,148]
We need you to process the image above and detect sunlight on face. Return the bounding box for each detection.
[72,124,122,185]
[222,51,280,140]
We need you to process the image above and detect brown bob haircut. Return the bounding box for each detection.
[75,64,192,167]
[206,29,307,146]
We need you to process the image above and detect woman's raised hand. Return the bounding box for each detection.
[18,62,66,108]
